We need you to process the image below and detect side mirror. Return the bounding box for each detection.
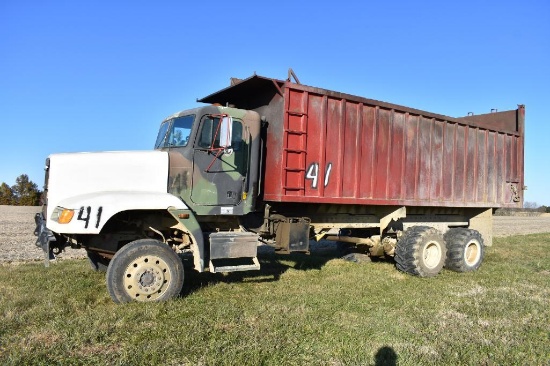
[219,116,233,148]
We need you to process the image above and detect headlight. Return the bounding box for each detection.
[51,207,74,224]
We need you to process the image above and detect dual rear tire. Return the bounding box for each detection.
[444,228,485,272]
[395,226,484,277]
[395,226,447,277]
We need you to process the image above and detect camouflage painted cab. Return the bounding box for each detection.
[156,105,265,274]
[157,105,262,217]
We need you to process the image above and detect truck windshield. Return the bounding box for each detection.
[154,115,195,149]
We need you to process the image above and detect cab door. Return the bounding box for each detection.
[191,114,249,209]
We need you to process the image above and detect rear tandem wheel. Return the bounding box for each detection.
[444,228,484,272]
[395,226,447,278]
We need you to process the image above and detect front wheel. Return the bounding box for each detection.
[106,239,184,303]
[395,226,446,277]
[444,228,484,272]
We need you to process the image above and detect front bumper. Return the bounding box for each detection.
[34,212,56,266]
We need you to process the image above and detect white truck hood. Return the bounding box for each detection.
[46,150,174,224]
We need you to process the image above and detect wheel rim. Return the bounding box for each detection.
[423,241,442,269]
[464,240,481,266]
[123,255,172,301]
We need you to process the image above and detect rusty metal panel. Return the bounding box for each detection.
[304,93,324,199]
[388,111,405,200]
[442,122,455,201]
[403,114,419,201]
[489,133,496,201]
[454,124,466,202]
[496,133,505,202]
[264,82,524,208]
[360,106,377,199]
[325,97,344,198]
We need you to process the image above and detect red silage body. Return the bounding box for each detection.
[200,75,525,209]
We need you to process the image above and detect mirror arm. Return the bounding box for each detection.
[204,148,225,173]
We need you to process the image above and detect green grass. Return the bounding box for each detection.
[1,234,549,365]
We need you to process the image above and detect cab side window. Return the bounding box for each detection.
[198,116,243,150]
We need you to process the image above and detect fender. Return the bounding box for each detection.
[168,208,205,273]
[47,191,187,234]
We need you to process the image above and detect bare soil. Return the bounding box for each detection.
[0,206,86,264]
[492,215,550,237]
[1,205,550,264]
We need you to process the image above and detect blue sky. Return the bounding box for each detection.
[1,1,549,205]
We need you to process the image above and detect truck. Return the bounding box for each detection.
[34,70,525,303]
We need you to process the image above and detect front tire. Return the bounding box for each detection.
[444,228,484,272]
[395,226,446,277]
[106,239,184,303]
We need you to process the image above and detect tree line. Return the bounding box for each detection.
[494,201,550,215]
[0,174,42,206]
[523,201,550,213]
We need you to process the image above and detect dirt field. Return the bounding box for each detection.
[1,205,550,264]
[0,205,87,264]
[492,214,550,236]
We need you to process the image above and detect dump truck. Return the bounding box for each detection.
[34,71,525,303]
